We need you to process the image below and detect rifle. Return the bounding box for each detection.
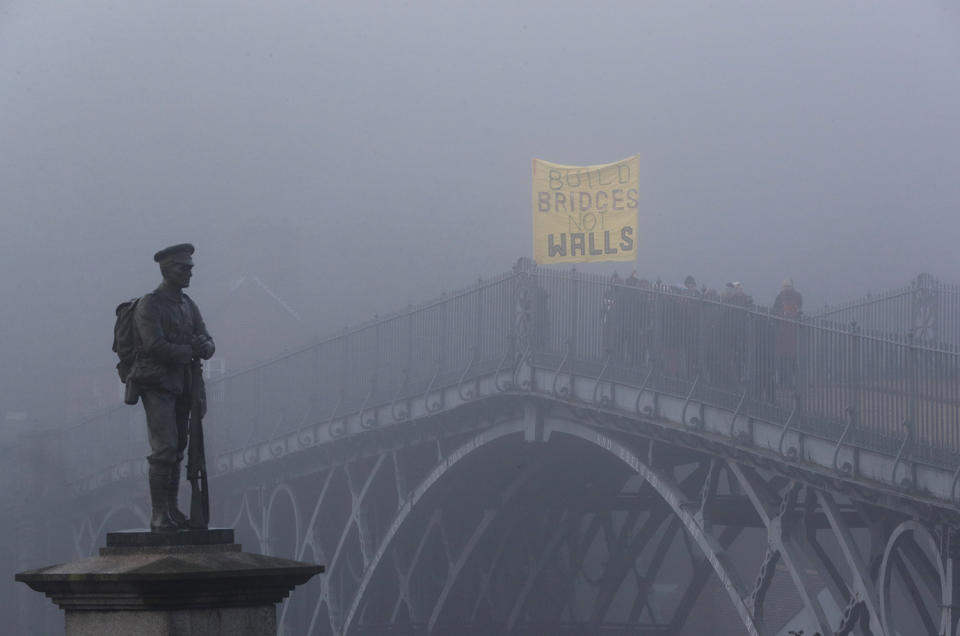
[187,360,210,529]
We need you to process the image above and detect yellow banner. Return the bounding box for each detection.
[532,155,639,264]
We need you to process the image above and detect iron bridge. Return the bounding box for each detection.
[12,264,960,636]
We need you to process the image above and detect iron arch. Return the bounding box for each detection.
[265,482,302,558]
[879,519,947,636]
[340,412,762,636]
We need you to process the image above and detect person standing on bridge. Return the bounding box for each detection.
[622,271,646,366]
[681,275,702,378]
[128,244,215,532]
[773,279,803,389]
[601,272,624,361]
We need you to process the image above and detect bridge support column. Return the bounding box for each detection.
[16,529,323,636]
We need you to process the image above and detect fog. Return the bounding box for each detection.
[1,0,959,425]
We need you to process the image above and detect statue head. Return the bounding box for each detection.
[154,243,195,290]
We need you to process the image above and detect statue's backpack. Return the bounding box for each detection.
[112,298,141,401]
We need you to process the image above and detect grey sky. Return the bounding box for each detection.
[1,0,958,422]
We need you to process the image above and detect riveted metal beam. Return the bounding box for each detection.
[728,461,838,636]
[668,524,744,633]
[816,489,888,636]
[546,418,762,636]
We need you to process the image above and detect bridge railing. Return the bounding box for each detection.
[43,266,960,487]
[34,398,148,489]
[527,268,960,464]
[812,273,960,348]
[199,270,517,464]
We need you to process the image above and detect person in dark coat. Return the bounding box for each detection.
[622,272,646,366]
[681,275,702,377]
[512,257,549,356]
[129,244,215,532]
[717,282,753,390]
[773,279,803,388]
[601,272,624,361]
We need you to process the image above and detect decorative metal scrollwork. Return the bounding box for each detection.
[911,272,939,342]
[328,388,346,438]
[391,369,410,421]
[552,338,573,399]
[833,407,856,475]
[728,389,748,440]
[424,359,443,412]
[891,420,913,490]
[695,459,719,530]
[681,374,701,429]
[513,258,545,359]
[512,345,532,391]
[494,336,516,392]
[634,366,655,417]
[297,427,315,448]
[359,376,378,429]
[750,546,780,622]
[777,394,800,460]
[456,346,477,401]
[296,402,316,447]
[592,351,613,407]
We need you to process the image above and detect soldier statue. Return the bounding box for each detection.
[127,244,215,532]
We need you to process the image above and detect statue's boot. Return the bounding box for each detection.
[167,462,189,530]
[149,463,180,532]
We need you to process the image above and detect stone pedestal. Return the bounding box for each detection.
[16,529,323,636]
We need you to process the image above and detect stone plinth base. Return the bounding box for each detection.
[16,529,323,636]
[66,606,274,636]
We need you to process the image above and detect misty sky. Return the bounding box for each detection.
[1,1,958,423]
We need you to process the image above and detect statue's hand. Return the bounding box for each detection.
[192,337,215,360]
